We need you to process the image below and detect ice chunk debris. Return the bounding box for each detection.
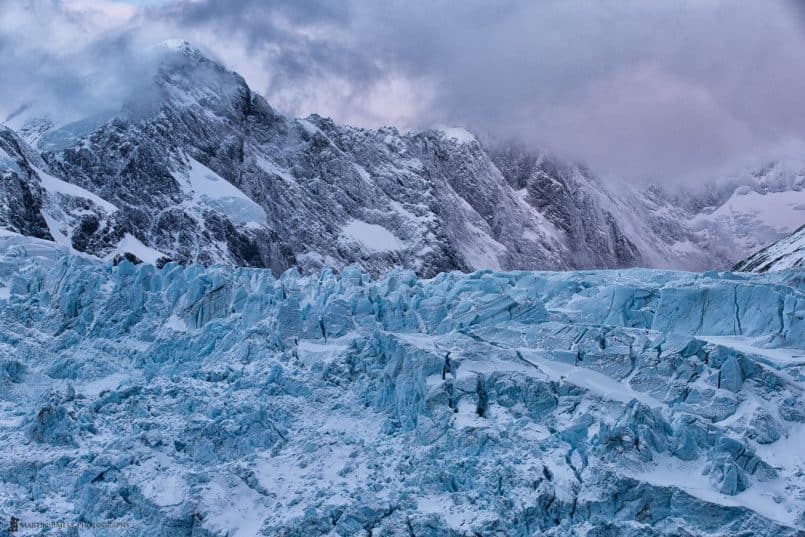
[0,242,803,535]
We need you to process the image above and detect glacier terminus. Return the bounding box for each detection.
[0,235,803,536]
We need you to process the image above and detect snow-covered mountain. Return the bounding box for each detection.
[652,159,805,266]
[1,41,803,275]
[734,224,805,272]
[1,236,803,535]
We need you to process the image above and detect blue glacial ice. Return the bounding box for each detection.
[0,235,803,536]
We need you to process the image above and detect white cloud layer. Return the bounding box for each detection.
[2,0,805,181]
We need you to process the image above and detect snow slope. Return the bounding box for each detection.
[0,238,803,535]
[734,225,805,272]
[341,219,405,252]
[697,188,805,235]
[176,158,267,227]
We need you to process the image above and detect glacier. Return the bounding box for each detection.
[0,234,804,536]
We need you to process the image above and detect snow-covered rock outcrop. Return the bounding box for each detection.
[0,236,803,535]
[3,41,802,276]
[735,224,805,272]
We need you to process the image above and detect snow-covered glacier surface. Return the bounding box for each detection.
[1,235,804,536]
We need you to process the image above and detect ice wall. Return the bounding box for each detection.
[0,236,803,536]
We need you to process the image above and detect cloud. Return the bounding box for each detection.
[155,0,805,180]
[0,1,161,123]
[2,0,805,181]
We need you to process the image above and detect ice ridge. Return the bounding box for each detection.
[0,239,803,535]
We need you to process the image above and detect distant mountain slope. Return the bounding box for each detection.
[1,40,803,275]
[658,159,805,263]
[734,224,805,272]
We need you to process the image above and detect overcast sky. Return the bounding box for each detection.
[2,0,805,181]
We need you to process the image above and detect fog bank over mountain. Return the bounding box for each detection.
[3,0,805,182]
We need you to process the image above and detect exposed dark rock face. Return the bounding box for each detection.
[1,42,801,275]
[0,128,52,240]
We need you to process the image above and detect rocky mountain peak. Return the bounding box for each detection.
[0,43,802,276]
